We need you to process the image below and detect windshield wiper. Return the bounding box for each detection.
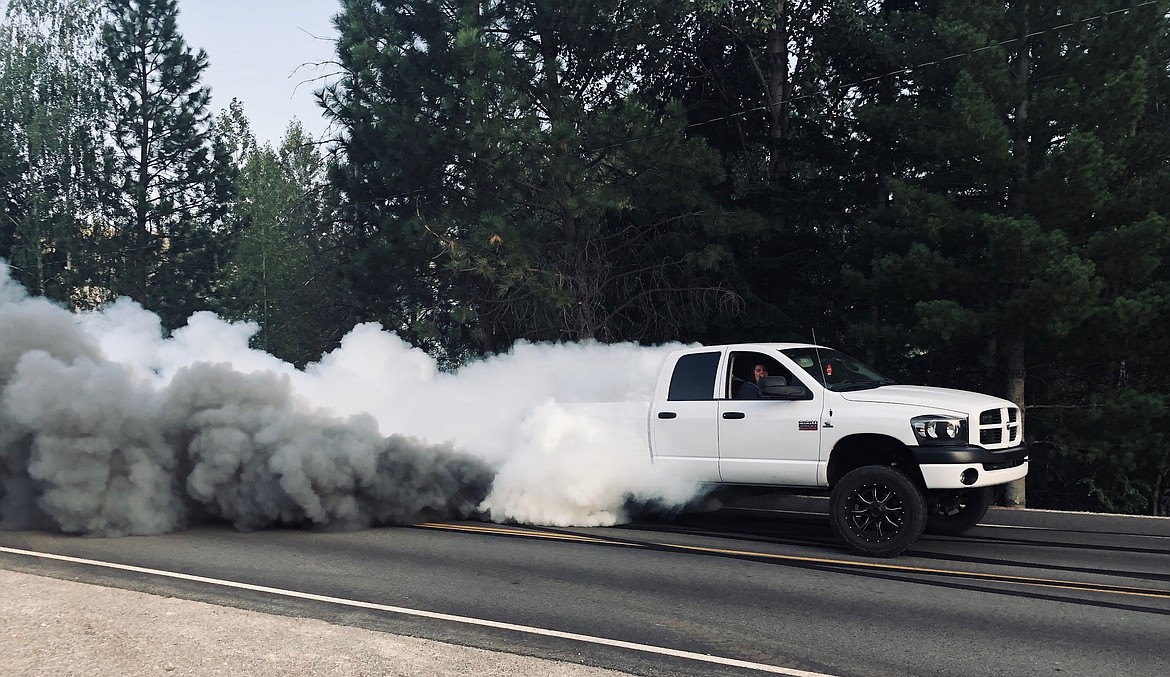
[832,379,893,391]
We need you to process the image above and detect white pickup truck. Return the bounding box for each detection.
[649,343,1028,557]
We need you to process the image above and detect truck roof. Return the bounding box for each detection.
[673,342,828,353]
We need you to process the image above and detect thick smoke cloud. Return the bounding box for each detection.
[0,263,701,536]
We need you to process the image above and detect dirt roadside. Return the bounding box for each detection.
[0,569,632,677]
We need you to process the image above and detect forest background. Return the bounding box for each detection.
[2,0,1168,515]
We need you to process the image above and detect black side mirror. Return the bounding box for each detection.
[758,376,809,400]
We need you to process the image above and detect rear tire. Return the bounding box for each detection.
[829,465,926,558]
[925,487,991,536]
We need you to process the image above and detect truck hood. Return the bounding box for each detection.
[838,385,1011,414]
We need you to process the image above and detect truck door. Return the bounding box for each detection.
[718,351,823,486]
[649,350,722,482]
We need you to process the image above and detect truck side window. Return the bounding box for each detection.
[729,352,795,398]
[667,352,721,401]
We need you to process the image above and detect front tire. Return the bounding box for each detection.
[830,466,926,558]
[925,487,991,536]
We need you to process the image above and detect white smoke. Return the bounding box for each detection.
[0,262,702,536]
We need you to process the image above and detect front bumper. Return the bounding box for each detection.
[912,443,1029,490]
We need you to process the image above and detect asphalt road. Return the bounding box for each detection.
[2,498,1168,677]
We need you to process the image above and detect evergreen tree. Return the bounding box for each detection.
[1033,2,1170,515]
[844,1,1170,508]
[217,108,349,366]
[322,0,741,358]
[98,0,235,329]
[0,0,109,305]
[663,0,868,344]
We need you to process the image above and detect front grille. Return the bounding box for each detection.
[978,407,1021,448]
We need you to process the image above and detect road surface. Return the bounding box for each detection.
[2,498,1167,676]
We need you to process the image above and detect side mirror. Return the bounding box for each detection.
[758,376,810,400]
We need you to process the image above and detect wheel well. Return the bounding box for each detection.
[827,434,924,489]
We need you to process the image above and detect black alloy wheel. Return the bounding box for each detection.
[830,465,927,558]
[925,487,992,536]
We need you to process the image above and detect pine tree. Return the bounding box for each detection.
[844,1,1170,508]
[322,0,740,357]
[217,106,347,366]
[98,0,235,329]
[662,1,878,344]
[1033,3,1170,514]
[0,0,109,305]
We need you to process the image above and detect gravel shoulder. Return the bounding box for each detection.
[0,569,631,676]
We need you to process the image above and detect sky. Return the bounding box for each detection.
[176,0,342,146]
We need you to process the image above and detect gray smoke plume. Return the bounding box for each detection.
[163,362,490,532]
[0,265,492,536]
[1,262,702,537]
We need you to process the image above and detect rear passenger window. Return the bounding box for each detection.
[668,352,721,401]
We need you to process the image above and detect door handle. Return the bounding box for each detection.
[657,412,677,419]
[723,412,745,419]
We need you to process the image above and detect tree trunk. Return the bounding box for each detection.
[536,16,596,341]
[1002,6,1031,507]
[134,33,151,307]
[1003,336,1027,507]
[766,1,790,234]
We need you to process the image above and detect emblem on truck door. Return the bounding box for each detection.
[798,420,819,431]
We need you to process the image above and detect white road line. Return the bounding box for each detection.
[978,524,1047,530]
[1,545,836,677]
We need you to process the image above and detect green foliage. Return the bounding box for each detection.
[842,0,1170,511]
[98,0,235,330]
[215,110,351,366]
[1,0,1168,513]
[0,0,109,305]
[1034,388,1169,514]
[324,0,741,357]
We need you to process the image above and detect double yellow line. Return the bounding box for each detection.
[417,522,1170,601]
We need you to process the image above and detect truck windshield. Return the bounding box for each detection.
[781,348,896,392]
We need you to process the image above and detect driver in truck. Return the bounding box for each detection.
[736,363,770,399]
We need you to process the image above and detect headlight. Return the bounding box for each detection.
[911,415,968,446]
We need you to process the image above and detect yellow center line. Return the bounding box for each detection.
[416,522,642,546]
[416,522,1170,601]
